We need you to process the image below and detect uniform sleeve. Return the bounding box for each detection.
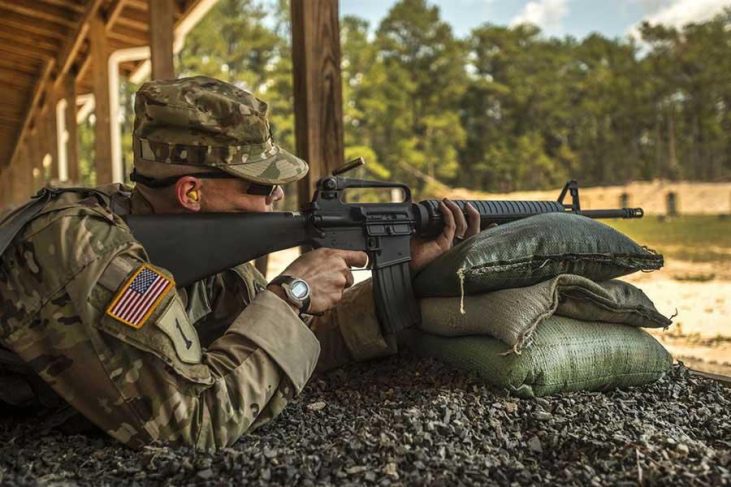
[308,279,398,372]
[57,244,320,451]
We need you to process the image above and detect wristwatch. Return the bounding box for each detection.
[269,275,311,314]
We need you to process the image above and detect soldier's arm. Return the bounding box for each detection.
[205,264,396,374]
[84,246,317,449]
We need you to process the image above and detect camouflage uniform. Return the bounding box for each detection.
[0,77,394,450]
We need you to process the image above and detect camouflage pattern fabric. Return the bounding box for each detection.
[134,76,308,184]
[0,187,392,450]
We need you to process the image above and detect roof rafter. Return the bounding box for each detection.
[5,61,54,170]
[0,2,78,28]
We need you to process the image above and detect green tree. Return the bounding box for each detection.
[367,0,467,189]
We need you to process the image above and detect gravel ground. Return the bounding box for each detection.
[0,355,729,486]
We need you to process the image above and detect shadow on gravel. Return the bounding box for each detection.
[1,354,729,485]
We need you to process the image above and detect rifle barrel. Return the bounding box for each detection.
[415,199,643,238]
[577,208,644,219]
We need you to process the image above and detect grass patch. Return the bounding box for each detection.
[604,215,731,263]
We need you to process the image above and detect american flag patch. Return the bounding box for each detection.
[106,264,174,329]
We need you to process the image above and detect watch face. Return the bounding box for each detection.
[290,280,309,299]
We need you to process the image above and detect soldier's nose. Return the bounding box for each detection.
[266,186,284,205]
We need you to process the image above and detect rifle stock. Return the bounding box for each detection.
[125,212,310,287]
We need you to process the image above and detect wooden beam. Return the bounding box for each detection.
[77,56,92,85]
[0,12,68,40]
[90,13,113,184]
[26,127,44,192]
[0,58,44,77]
[0,69,36,84]
[44,89,59,181]
[126,0,151,11]
[4,61,54,170]
[38,0,86,14]
[54,0,104,86]
[0,31,61,57]
[0,2,78,28]
[291,0,345,203]
[107,25,149,45]
[0,43,56,62]
[64,74,80,183]
[149,0,175,80]
[0,104,24,117]
[106,0,128,31]
[15,142,32,201]
[0,106,23,122]
[116,12,149,32]
[0,167,9,208]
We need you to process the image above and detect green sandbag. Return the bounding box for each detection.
[419,274,671,352]
[410,316,672,398]
[413,213,663,297]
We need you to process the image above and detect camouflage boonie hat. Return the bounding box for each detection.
[133,76,308,184]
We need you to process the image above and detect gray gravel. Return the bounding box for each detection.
[0,355,729,486]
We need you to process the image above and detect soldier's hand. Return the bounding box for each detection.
[268,248,368,314]
[409,199,481,273]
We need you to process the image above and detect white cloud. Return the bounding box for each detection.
[637,0,731,30]
[510,0,569,32]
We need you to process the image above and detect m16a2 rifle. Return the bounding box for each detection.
[124,158,644,335]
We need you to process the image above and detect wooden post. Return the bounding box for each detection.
[0,169,7,209]
[64,73,80,183]
[45,88,59,182]
[27,128,43,192]
[13,142,33,201]
[2,168,12,208]
[90,13,113,184]
[291,0,345,205]
[37,107,50,184]
[7,167,15,206]
[149,0,175,80]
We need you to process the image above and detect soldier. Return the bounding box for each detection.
[0,76,480,450]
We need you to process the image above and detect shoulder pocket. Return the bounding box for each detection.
[93,261,211,384]
[97,294,211,384]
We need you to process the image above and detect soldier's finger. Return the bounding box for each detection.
[445,199,467,239]
[465,203,481,237]
[337,250,369,269]
[439,200,456,241]
[343,269,355,288]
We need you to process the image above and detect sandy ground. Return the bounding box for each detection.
[264,249,730,376]
[624,260,731,376]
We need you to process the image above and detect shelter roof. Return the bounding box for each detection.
[0,0,204,169]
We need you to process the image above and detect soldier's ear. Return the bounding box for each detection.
[175,176,203,212]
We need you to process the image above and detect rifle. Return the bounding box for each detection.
[124,159,644,335]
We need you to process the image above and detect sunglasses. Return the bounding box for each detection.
[130,169,279,197]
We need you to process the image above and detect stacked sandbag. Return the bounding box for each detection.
[410,213,673,398]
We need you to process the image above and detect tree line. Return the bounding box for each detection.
[166,0,731,193]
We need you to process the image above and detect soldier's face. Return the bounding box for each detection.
[199,178,284,213]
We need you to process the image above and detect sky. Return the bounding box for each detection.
[339,0,731,39]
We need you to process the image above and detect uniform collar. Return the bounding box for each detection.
[129,189,155,215]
